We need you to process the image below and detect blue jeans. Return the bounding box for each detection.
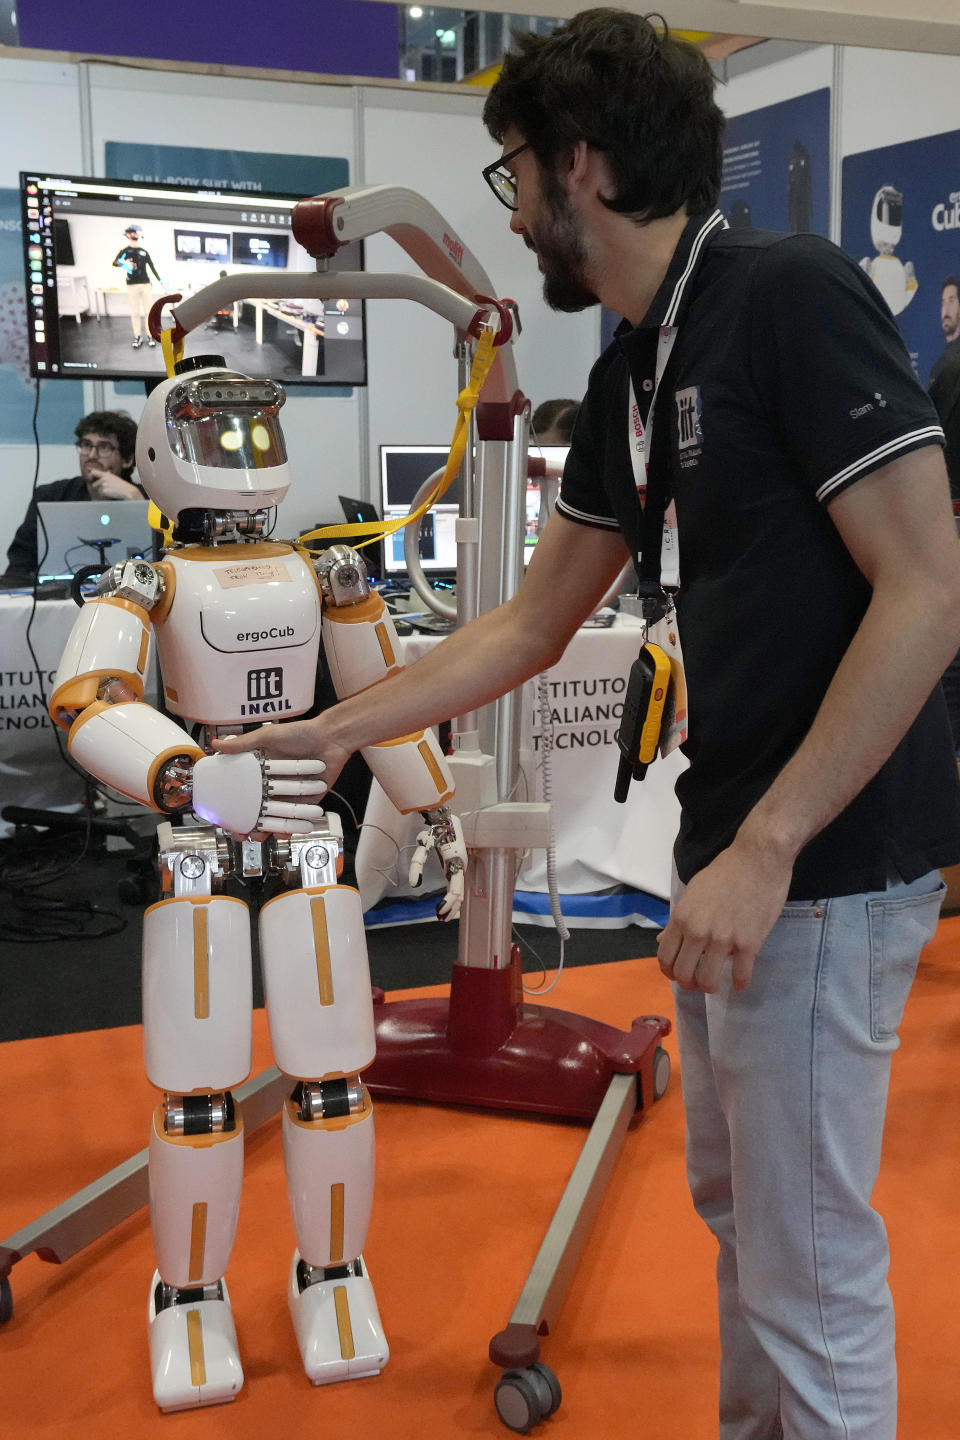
[672,871,944,1440]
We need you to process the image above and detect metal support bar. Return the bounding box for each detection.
[488,1069,638,1369]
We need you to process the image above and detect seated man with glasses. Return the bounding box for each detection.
[2,409,142,585]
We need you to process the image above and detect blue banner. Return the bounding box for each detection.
[720,89,831,236]
[841,129,960,383]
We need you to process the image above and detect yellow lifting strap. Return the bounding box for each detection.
[160,326,184,379]
[297,323,499,556]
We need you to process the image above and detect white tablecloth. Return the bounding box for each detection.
[0,594,89,833]
[354,617,686,927]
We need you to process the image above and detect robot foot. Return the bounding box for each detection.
[288,1251,389,1386]
[147,1272,244,1413]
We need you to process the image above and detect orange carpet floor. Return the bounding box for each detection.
[2,922,959,1439]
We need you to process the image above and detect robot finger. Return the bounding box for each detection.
[262,800,328,824]
[436,869,465,921]
[264,759,327,779]
[265,777,329,798]
[407,839,433,888]
[256,817,316,835]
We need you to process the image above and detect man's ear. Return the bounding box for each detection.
[556,140,591,193]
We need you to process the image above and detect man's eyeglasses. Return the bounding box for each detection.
[482,143,530,211]
[77,439,119,456]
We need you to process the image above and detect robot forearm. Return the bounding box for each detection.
[67,699,205,812]
[319,556,455,814]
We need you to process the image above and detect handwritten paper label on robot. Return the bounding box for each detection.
[215,562,292,588]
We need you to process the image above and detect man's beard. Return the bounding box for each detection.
[529,184,598,314]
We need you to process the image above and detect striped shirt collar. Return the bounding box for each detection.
[614,208,728,338]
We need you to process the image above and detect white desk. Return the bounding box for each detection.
[354,618,686,927]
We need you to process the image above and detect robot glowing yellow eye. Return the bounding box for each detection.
[251,424,272,452]
[219,431,243,452]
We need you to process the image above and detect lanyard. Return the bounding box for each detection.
[626,325,681,606]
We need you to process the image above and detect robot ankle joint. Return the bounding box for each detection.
[162,1091,237,1136]
[295,1256,365,1293]
[154,1276,226,1313]
[293,1076,364,1123]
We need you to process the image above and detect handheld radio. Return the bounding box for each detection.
[614,641,671,802]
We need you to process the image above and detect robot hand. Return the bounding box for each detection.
[191,751,327,837]
[408,810,467,921]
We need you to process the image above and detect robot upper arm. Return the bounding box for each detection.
[49,559,164,729]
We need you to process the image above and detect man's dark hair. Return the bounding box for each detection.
[483,8,725,223]
[75,410,138,478]
[532,398,580,443]
[943,275,960,296]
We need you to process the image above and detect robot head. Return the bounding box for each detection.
[136,359,292,519]
[870,186,903,256]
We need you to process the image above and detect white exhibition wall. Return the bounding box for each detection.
[1,40,960,562]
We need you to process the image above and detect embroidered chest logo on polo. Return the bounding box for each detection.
[675,386,703,449]
[675,386,704,471]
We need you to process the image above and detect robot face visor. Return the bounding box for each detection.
[165,375,288,472]
[877,191,903,227]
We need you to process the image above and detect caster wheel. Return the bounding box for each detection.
[652,1043,671,1101]
[0,1277,12,1324]
[494,1363,562,1433]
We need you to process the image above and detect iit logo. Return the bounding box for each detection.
[675,386,703,451]
[247,667,283,702]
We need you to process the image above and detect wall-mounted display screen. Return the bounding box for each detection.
[20,170,367,388]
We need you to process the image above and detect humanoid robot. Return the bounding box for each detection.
[48,356,467,1412]
[860,184,918,317]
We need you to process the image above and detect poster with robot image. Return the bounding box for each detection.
[720,88,831,236]
[841,128,960,384]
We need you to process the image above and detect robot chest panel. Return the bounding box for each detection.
[157,550,322,724]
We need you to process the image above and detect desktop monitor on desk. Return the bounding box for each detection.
[378,443,566,580]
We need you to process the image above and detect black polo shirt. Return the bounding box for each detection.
[558,210,960,899]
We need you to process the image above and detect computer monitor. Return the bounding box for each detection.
[20,170,367,387]
[377,443,565,581]
[378,445,459,581]
[36,500,153,582]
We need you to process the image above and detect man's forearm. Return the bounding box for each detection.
[321,593,565,753]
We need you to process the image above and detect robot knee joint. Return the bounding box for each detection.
[292,1075,364,1123]
[161,1090,238,1136]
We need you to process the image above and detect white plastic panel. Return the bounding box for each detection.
[321,602,403,698]
[260,885,375,1079]
[143,896,253,1093]
[362,727,453,814]
[68,701,200,806]
[148,1115,244,1287]
[282,1099,374,1266]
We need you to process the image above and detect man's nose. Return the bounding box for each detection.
[509,211,525,238]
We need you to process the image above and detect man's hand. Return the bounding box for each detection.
[86,473,144,502]
[657,836,793,994]
[212,719,352,794]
